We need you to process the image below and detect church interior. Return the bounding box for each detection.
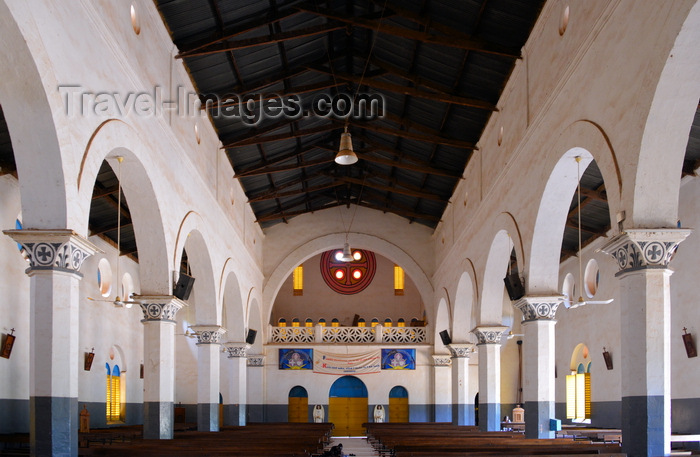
[0,1,699,456]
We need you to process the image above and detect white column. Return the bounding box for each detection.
[432,355,452,422]
[138,296,185,439]
[513,297,561,439]
[224,343,249,426]
[472,326,508,431]
[191,325,226,432]
[4,230,98,457]
[246,355,266,422]
[601,229,690,457]
[448,344,475,425]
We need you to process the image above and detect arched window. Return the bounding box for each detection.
[566,344,591,422]
[106,364,122,422]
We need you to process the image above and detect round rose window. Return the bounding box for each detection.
[320,249,376,295]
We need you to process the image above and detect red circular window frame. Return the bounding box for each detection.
[320,249,376,295]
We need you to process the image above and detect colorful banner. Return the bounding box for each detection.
[313,349,381,374]
[279,348,313,370]
[381,349,416,370]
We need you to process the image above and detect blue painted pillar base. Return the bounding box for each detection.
[31,396,78,457]
[224,404,246,426]
[479,403,500,431]
[143,401,174,439]
[524,401,555,439]
[622,395,665,457]
[452,403,474,425]
[197,403,219,432]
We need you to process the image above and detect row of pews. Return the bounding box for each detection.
[78,422,333,457]
[363,423,626,457]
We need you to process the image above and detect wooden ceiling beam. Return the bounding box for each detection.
[235,156,334,177]
[370,57,456,97]
[225,124,341,148]
[311,66,496,111]
[90,221,134,237]
[357,200,440,222]
[254,194,341,223]
[248,180,342,202]
[204,80,343,110]
[176,23,345,58]
[343,120,476,149]
[234,143,325,176]
[175,5,303,57]
[331,174,446,202]
[298,4,520,58]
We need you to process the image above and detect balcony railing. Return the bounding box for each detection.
[270,325,426,344]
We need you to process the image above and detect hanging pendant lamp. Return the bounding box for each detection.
[339,242,354,262]
[335,125,358,165]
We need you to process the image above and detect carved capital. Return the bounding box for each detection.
[224,342,250,358]
[3,229,100,273]
[247,355,265,367]
[447,343,475,358]
[514,296,563,321]
[191,325,226,344]
[432,354,452,366]
[135,295,185,323]
[600,229,691,273]
[471,325,508,345]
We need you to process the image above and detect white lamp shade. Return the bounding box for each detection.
[335,131,358,165]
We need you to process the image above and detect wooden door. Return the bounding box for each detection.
[389,397,409,422]
[288,396,308,422]
[329,397,367,436]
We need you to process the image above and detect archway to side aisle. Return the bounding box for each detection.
[329,376,368,436]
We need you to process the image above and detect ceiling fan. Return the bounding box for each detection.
[88,156,139,309]
[568,156,613,309]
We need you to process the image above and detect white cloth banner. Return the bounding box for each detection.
[313,349,381,374]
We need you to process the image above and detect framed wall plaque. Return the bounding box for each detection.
[84,349,95,371]
[683,329,697,358]
[1,330,15,359]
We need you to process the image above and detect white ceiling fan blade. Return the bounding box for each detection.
[585,298,614,305]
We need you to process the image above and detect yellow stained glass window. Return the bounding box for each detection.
[566,372,590,420]
[293,265,303,296]
[394,265,404,295]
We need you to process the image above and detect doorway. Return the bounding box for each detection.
[329,376,368,436]
[288,386,308,422]
[388,386,409,422]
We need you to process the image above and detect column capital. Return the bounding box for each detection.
[224,342,250,358]
[3,229,100,273]
[471,326,508,345]
[513,296,563,321]
[247,355,265,367]
[135,295,185,323]
[447,343,475,358]
[191,325,227,344]
[432,354,452,366]
[600,228,691,273]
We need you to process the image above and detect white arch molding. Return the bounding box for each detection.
[219,261,246,342]
[263,232,434,326]
[78,120,171,294]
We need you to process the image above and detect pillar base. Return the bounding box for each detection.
[524,401,555,439]
[479,403,500,432]
[451,403,474,426]
[143,401,174,439]
[197,403,219,432]
[224,404,246,426]
[622,395,665,457]
[30,396,78,457]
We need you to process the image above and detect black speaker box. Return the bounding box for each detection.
[439,329,452,346]
[245,329,257,345]
[504,273,525,301]
[174,273,195,300]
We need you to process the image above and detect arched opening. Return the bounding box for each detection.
[566,343,591,423]
[288,386,308,423]
[389,386,409,422]
[329,376,368,436]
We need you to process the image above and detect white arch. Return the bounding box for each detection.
[453,262,477,342]
[173,212,218,325]
[0,2,72,228]
[528,120,621,293]
[263,232,434,325]
[632,1,700,227]
[220,262,245,342]
[434,293,451,353]
[78,120,171,294]
[478,214,523,324]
